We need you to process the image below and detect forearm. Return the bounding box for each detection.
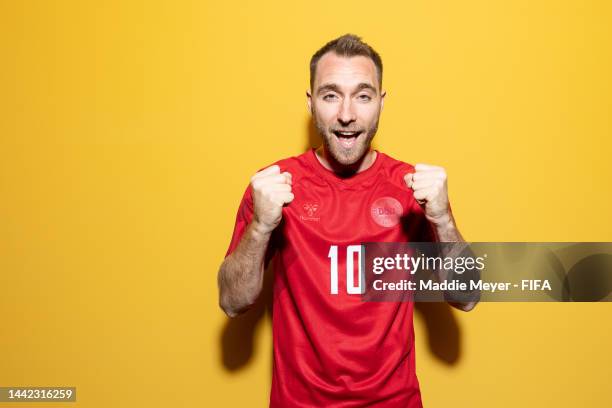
[432,213,464,243]
[218,221,272,317]
[432,214,479,311]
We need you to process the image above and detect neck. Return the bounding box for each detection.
[315,146,377,177]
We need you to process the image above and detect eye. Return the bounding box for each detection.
[357,94,372,101]
[323,94,338,101]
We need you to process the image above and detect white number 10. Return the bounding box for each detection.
[328,245,364,295]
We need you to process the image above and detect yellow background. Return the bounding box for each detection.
[1,1,611,407]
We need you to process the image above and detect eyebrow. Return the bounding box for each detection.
[316,82,378,96]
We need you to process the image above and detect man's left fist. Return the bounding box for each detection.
[404,164,451,225]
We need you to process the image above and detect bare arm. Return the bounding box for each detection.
[431,213,480,312]
[217,221,272,317]
[405,164,479,312]
[432,213,464,243]
[217,165,293,318]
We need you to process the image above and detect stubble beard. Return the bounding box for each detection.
[313,110,380,167]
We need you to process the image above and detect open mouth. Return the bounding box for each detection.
[332,130,363,148]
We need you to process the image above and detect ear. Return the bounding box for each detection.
[306,90,312,114]
[380,90,386,111]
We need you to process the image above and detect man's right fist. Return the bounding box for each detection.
[250,165,294,234]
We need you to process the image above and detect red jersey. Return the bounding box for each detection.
[225,148,436,408]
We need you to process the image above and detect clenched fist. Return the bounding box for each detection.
[250,165,294,234]
[404,164,451,226]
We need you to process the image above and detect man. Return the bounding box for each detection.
[218,34,477,407]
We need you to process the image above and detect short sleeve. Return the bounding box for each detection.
[224,185,254,258]
[401,198,440,243]
[224,185,278,265]
[418,217,438,243]
[415,201,459,243]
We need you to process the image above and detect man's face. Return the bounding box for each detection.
[308,52,385,166]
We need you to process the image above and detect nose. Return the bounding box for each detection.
[337,98,356,126]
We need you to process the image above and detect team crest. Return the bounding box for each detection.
[371,197,403,227]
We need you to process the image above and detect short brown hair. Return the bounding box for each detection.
[309,34,383,90]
